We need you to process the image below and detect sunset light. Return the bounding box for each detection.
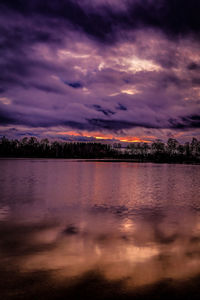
[0,2,200,299]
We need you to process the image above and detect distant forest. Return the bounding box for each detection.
[0,136,200,163]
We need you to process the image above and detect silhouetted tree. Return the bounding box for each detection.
[151,139,165,154]
[167,138,179,156]
[0,136,199,162]
[191,138,198,157]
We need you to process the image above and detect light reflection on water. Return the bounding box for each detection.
[0,159,200,297]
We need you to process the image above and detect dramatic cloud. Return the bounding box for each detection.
[0,0,200,142]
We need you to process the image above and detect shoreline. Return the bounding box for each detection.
[0,157,200,165]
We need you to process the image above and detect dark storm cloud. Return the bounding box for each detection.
[1,0,200,42]
[92,105,115,116]
[0,88,6,94]
[1,99,200,133]
[0,8,66,91]
[31,83,64,94]
[192,78,200,85]
[182,115,200,128]
[0,106,147,130]
[168,115,200,129]
[0,54,62,90]
[0,57,31,90]
[0,112,20,126]
[187,62,200,71]
[0,23,59,51]
[65,82,83,89]
[0,107,69,128]
[159,75,184,88]
[116,103,127,111]
[87,119,159,131]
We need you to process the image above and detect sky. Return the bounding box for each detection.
[0,0,200,143]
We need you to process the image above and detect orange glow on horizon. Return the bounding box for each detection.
[56,131,151,143]
[119,137,150,143]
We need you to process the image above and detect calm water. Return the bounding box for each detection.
[0,159,200,299]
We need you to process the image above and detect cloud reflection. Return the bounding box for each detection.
[1,205,200,292]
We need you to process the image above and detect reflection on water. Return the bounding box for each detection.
[0,159,200,299]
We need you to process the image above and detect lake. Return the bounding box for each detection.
[0,159,200,299]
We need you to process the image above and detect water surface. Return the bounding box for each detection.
[0,159,200,299]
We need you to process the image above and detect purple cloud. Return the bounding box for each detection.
[0,0,200,142]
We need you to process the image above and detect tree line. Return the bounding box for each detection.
[125,138,200,163]
[0,136,200,163]
[0,137,114,158]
